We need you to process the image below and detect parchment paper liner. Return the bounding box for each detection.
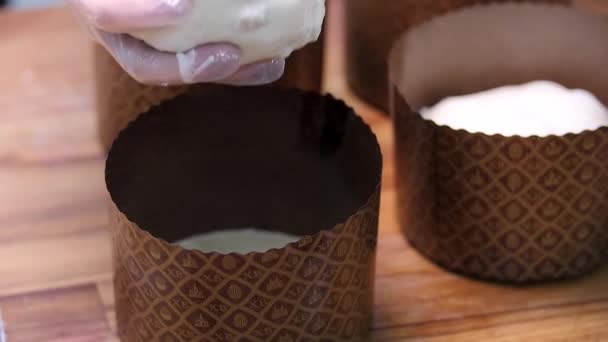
[389,3,608,283]
[94,27,325,151]
[345,0,572,111]
[105,86,382,341]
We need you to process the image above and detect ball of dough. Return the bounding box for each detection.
[421,81,608,137]
[129,0,326,65]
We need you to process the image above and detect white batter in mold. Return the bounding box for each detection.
[421,81,608,137]
[129,0,326,65]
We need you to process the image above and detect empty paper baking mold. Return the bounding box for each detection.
[105,85,382,341]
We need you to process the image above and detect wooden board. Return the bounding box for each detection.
[0,2,606,341]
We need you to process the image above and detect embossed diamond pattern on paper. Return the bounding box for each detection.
[394,91,608,283]
[112,189,379,341]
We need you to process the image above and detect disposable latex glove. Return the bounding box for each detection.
[68,0,285,86]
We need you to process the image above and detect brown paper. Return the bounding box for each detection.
[575,0,608,15]
[345,0,571,111]
[105,86,382,341]
[389,3,608,283]
[94,27,325,151]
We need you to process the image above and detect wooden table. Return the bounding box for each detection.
[0,2,607,341]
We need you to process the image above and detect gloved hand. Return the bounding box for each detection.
[68,0,286,86]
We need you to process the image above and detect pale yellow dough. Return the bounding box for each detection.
[129,0,326,65]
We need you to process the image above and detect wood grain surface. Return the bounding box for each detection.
[0,2,606,341]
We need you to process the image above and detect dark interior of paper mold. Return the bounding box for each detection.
[106,85,381,243]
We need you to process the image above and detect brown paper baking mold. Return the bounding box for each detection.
[345,0,572,112]
[94,26,325,151]
[105,85,382,341]
[389,3,608,283]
